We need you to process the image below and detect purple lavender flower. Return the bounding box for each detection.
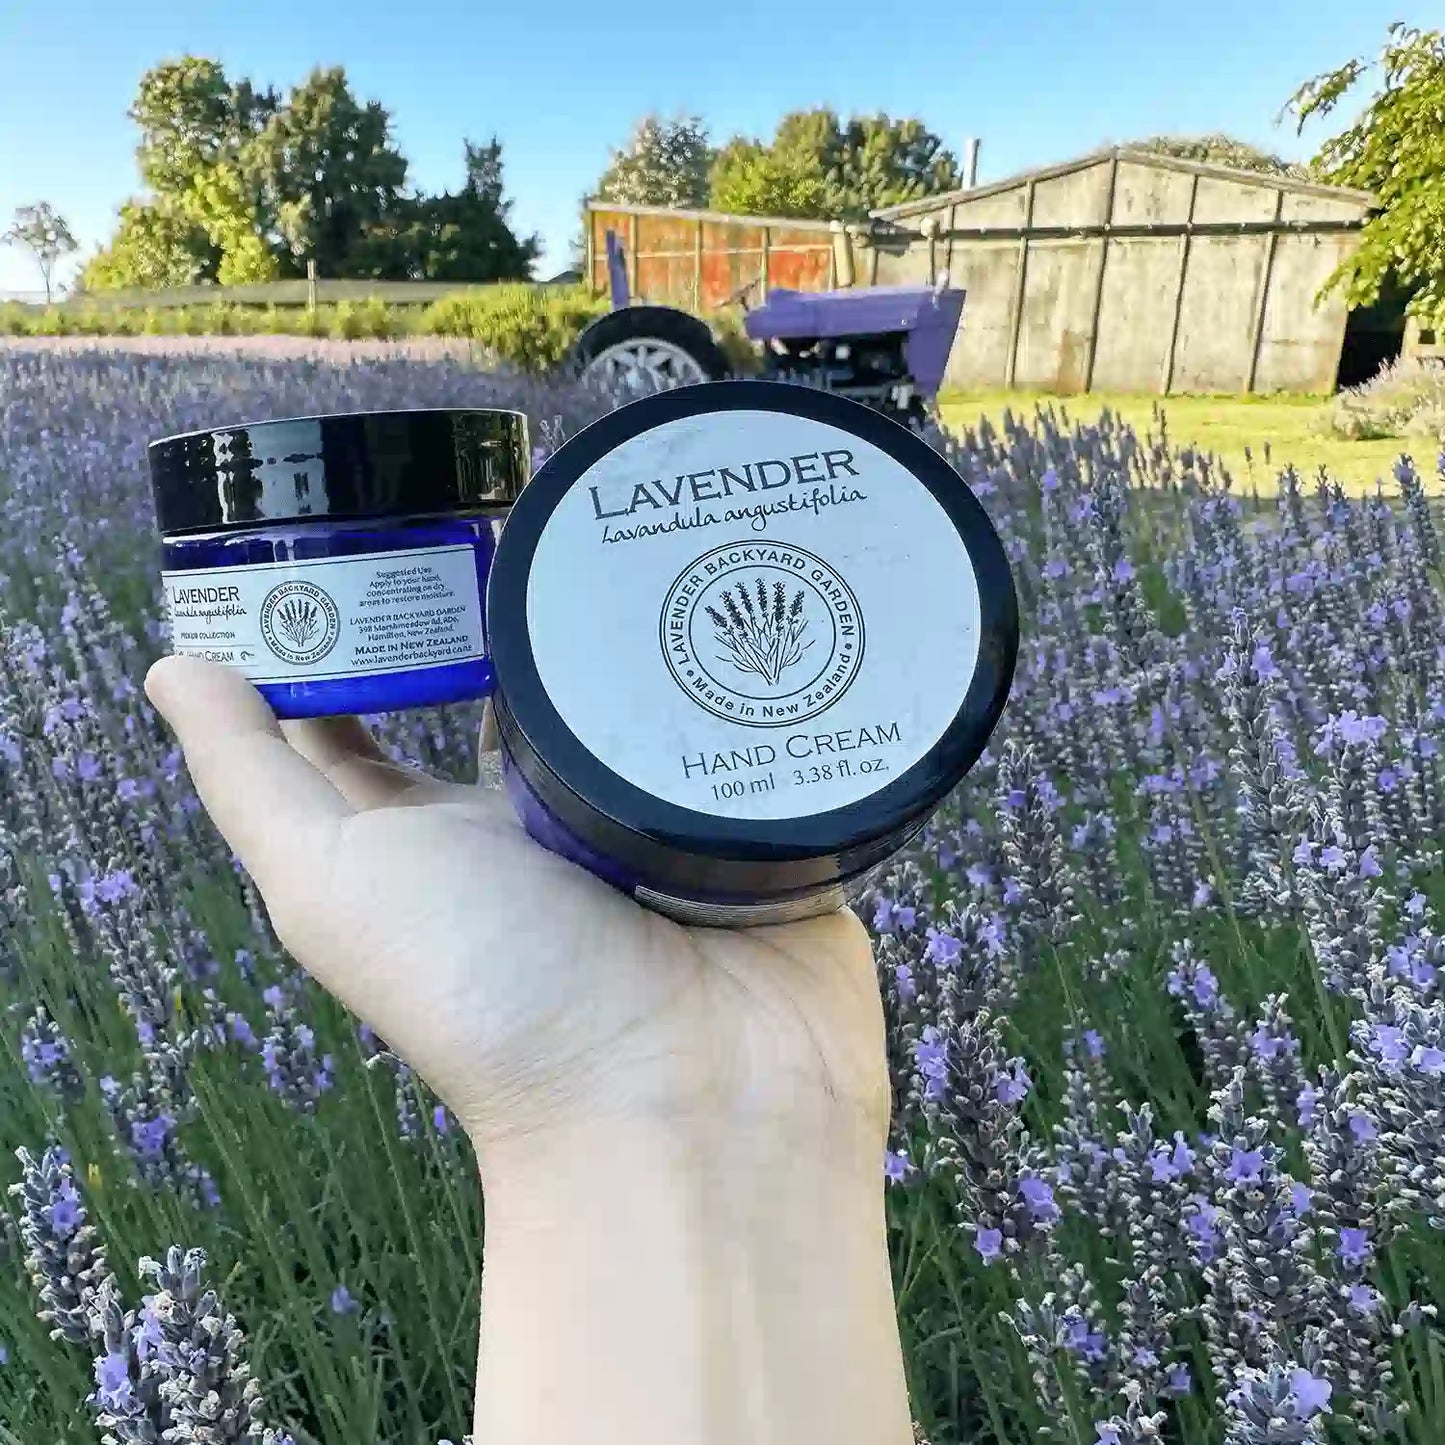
[1371,1023,1409,1069]
[994,1061,1032,1105]
[1337,1226,1371,1267]
[1063,1315,1107,1362]
[1148,1137,1195,1182]
[20,1006,83,1098]
[1411,1043,1445,1073]
[1347,1284,1380,1316]
[93,1348,134,1411]
[9,1147,111,1344]
[1225,1147,1265,1184]
[1289,1369,1331,1418]
[884,1150,912,1184]
[873,896,918,934]
[258,982,334,1113]
[973,1227,1003,1264]
[924,927,961,965]
[1184,1198,1222,1261]
[1019,1176,1060,1224]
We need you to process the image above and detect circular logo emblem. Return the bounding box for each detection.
[659,541,865,727]
[259,580,341,667]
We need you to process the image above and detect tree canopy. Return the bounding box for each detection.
[351,139,539,281]
[594,115,713,209]
[710,110,962,220]
[4,203,79,302]
[1286,22,1445,325]
[589,108,962,221]
[1128,133,1311,180]
[83,57,536,290]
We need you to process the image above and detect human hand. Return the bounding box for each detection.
[143,655,889,1161]
[145,655,914,1445]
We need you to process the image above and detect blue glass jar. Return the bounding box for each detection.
[149,409,528,719]
[485,381,1018,927]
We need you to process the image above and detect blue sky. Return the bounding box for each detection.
[0,0,1410,295]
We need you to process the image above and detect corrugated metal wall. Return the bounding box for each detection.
[586,151,1373,395]
[587,205,839,312]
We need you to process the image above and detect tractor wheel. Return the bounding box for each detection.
[571,306,731,395]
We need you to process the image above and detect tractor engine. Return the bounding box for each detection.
[757,331,920,426]
[743,285,964,432]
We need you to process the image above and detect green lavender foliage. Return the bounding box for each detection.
[3,344,1445,1445]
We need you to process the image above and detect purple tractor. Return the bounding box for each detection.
[569,230,965,429]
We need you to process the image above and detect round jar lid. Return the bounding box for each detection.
[149,408,530,534]
[488,380,1018,902]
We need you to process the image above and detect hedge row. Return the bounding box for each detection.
[0,286,763,376]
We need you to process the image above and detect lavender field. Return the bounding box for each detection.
[2,341,1444,1445]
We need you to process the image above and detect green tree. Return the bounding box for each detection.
[3,202,79,301]
[1286,22,1445,325]
[86,56,532,289]
[189,161,282,284]
[828,112,962,215]
[422,137,539,280]
[709,109,960,220]
[352,139,539,281]
[83,57,276,289]
[595,114,714,208]
[251,65,409,276]
[128,56,277,195]
[81,198,211,290]
[709,136,830,217]
[1129,132,1311,179]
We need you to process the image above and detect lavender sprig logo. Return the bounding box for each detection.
[705,578,813,685]
[274,597,323,651]
[259,580,341,667]
[660,540,864,727]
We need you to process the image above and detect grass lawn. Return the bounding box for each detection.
[938,390,1426,495]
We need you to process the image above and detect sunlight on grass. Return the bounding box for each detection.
[939,390,1423,496]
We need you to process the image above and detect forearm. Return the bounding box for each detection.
[473,1112,914,1445]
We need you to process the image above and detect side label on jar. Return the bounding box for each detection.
[526,409,983,821]
[162,545,486,684]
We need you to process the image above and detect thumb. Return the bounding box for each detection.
[146,656,354,908]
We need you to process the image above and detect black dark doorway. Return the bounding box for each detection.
[1336,284,1410,390]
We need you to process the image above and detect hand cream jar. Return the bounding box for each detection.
[148,409,528,719]
[486,380,1017,927]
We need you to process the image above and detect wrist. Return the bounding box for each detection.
[472,1113,912,1445]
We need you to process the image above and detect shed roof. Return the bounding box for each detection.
[871,145,1377,220]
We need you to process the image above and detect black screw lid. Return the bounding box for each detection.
[487,380,1019,901]
[148,408,530,535]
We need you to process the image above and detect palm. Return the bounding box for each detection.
[296,787,883,1145]
[148,660,888,1153]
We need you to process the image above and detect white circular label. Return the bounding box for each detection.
[259,579,343,666]
[525,408,983,820]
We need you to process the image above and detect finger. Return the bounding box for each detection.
[145,656,353,901]
[281,716,440,810]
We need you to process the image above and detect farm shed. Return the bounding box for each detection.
[585,148,1376,396]
[870,148,1375,395]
